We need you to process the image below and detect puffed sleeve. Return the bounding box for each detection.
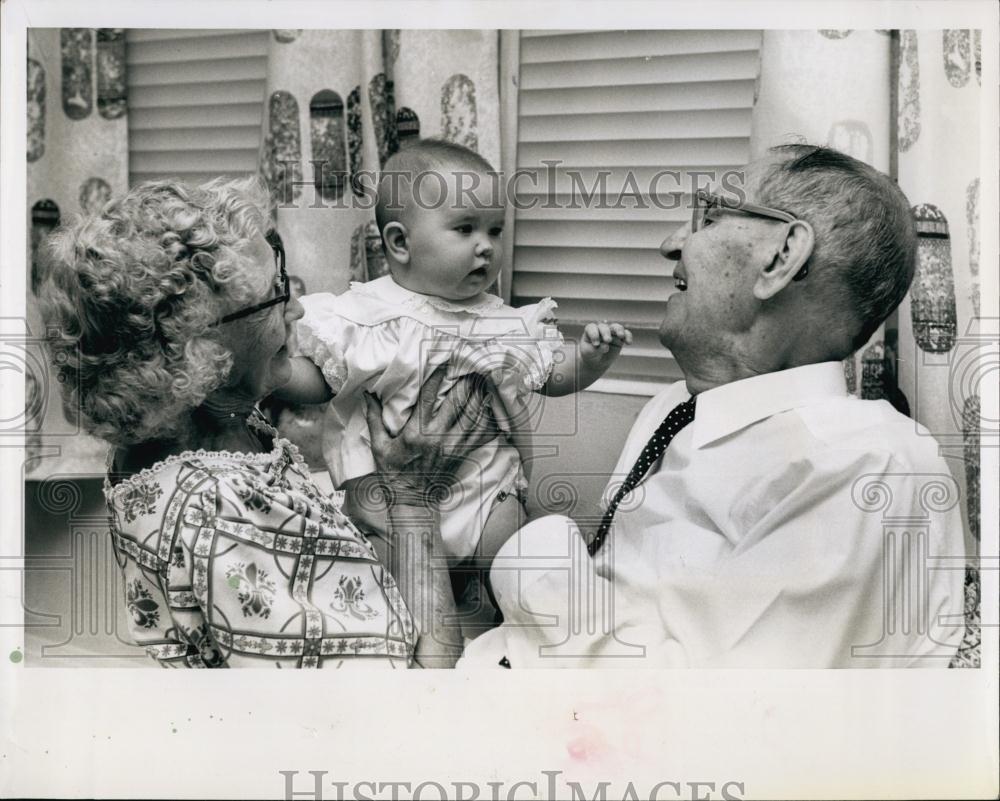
[296,292,351,394]
[517,297,563,392]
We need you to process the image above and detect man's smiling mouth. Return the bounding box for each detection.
[672,262,688,291]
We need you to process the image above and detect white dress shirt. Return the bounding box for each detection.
[460,362,966,668]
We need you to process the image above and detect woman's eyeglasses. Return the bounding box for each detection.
[212,232,289,326]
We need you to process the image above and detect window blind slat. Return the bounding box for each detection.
[131,150,262,173]
[520,50,760,90]
[131,171,243,185]
[129,56,267,86]
[516,220,680,250]
[518,266,675,310]
[516,246,675,278]
[128,79,266,108]
[521,29,762,63]
[517,138,750,169]
[516,273,672,302]
[131,126,263,152]
[126,32,271,63]
[521,30,585,38]
[519,79,756,116]
[520,108,752,143]
[523,298,670,329]
[517,201,688,223]
[130,103,263,131]
[512,166,746,196]
[127,29,252,42]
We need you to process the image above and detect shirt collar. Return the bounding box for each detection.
[354,275,503,314]
[689,361,849,449]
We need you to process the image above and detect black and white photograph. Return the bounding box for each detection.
[1,1,997,798]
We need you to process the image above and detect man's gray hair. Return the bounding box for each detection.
[756,144,917,352]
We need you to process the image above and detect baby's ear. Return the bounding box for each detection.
[382,221,410,264]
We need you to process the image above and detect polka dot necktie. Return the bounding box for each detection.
[588,396,697,556]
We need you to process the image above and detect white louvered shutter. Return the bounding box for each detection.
[511,30,762,392]
[126,29,268,186]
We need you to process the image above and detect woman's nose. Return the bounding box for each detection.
[285,294,304,323]
[659,223,690,261]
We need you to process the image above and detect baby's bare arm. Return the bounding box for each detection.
[271,356,334,404]
[540,322,632,397]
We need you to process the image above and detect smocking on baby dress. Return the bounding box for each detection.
[104,414,416,668]
[296,275,563,561]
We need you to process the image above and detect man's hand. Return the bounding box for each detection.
[580,321,633,369]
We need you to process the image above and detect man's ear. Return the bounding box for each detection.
[382,221,410,265]
[754,219,815,300]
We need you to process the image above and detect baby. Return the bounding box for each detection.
[277,139,631,605]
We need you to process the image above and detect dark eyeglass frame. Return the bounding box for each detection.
[211,232,289,326]
[692,189,808,280]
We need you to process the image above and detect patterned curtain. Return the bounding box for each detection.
[255,29,501,463]
[751,29,981,667]
[894,29,983,666]
[258,29,501,295]
[25,28,129,478]
[751,29,896,403]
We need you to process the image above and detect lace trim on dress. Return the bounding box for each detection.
[350,279,506,316]
[296,316,346,394]
[104,411,307,499]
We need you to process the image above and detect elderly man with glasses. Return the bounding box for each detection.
[462,144,967,669]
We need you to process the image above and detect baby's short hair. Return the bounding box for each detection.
[375,138,497,232]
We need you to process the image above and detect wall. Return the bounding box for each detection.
[23,477,149,667]
[524,389,651,519]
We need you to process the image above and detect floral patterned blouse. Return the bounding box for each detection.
[104,419,416,668]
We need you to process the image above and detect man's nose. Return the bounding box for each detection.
[659,223,690,261]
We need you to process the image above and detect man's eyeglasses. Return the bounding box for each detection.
[691,189,808,280]
[212,232,289,326]
[692,189,797,233]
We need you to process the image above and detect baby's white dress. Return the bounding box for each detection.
[297,275,562,561]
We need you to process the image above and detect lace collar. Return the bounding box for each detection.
[352,275,505,316]
[104,411,305,496]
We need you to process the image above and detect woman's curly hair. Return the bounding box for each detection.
[40,176,273,446]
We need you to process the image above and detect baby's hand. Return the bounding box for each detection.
[580,321,633,366]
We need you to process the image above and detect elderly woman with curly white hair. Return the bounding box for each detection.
[41,177,492,668]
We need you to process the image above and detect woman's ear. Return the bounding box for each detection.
[382,221,410,265]
[754,219,815,300]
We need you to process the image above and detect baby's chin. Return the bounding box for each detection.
[434,288,485,301]
[394,272,486,301]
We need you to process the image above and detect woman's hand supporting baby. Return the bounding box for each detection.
[541,321,633,396]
